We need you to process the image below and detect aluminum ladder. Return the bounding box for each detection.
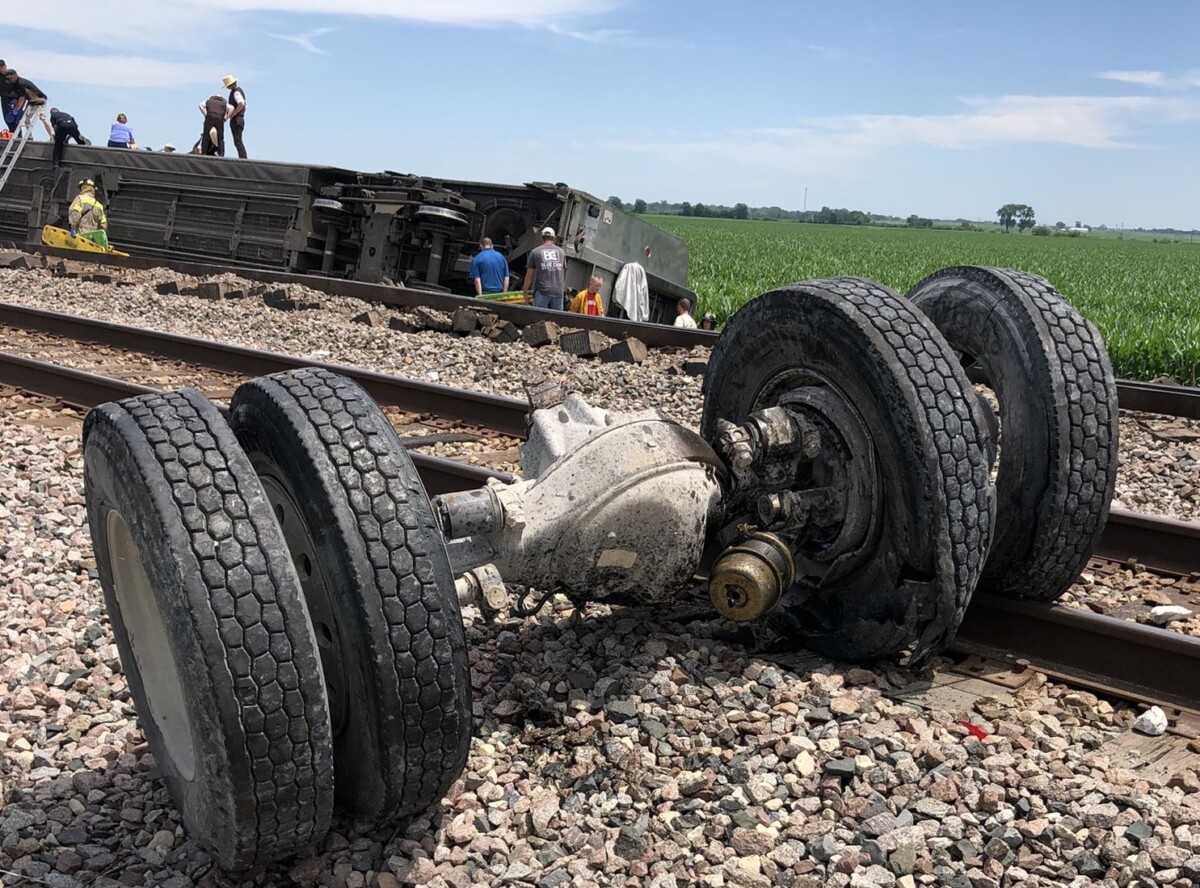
[0,114,36,195]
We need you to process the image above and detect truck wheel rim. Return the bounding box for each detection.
[258,473,350,736]
[107,509,197,781]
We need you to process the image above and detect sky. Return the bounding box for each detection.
[6,1,1200,229]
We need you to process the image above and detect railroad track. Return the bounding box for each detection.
[3,348,1198,726]
[2,301,1193,574]
[7,251,1200,421]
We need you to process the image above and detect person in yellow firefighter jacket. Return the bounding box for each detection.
[69,179,109,250]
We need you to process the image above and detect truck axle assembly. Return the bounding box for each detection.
[81,268,1118,870]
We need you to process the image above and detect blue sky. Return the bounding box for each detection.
[8,1,1200,228]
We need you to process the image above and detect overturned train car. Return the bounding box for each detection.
[0,143,693,323]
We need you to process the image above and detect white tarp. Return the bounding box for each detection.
[613,262,650,324]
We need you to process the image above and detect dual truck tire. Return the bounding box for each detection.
[84,371,470,869]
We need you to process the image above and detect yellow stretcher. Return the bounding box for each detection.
[478,290,530,304]
[41,225,129,257]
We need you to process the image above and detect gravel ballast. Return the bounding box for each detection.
[3,389,1200,887]
[3,267,1200,886]
[2,266,1197,522]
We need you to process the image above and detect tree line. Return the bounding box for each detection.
[607,197,875,225]
[602,196,1050,234]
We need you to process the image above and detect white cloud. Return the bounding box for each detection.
[268,27,332,54]
[1096,69,1200,89]
[601,94,1199,175]
[10,0,616,48]
[6,48,222,89]
[1097,70,1168,87]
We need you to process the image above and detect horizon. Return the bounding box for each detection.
[7,1,1200,230]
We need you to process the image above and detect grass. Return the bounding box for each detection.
[651,217,1200,384]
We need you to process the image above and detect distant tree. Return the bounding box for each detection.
[997,204,1019,232]
[1032,225,1050,237]
[607,196,624,211]
[632,198,648,214]
[1017,205,1037,232]
[679,202,693,216]
[906,215,934,228]
[732,202,749,220]
[1054,221,1067,230]
[693,203,710,217]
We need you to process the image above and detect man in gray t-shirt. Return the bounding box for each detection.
[523,227,567,310]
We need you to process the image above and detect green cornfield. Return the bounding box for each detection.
[653,217,1200,384]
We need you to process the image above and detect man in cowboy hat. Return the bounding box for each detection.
[222,74,247,158]
[69,179,109,249]
[198,93,228,156]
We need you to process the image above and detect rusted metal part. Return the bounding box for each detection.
[953,594,1200,718]
[0,351,156,403]
[965,363,1200,421]
[1097,508,1200,578]
[0,301,529,437]
[1115,379,1200,421]
[0,350,513,496]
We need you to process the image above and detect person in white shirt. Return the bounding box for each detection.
[222,75,248,158]
[673,297,698,329]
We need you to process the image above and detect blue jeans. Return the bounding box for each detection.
[533,291,563,311]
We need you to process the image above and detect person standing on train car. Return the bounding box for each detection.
[222,75,247,158]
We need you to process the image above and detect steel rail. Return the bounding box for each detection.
[8,247,1200,418]
[953,595,1200,717]
[1096,508,1200,578]
[3,352,1198,714]
[0,351,513,496]
[0,301,529,438]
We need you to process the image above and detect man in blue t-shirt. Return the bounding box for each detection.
[469,237,510,296]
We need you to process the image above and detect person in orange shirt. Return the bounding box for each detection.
[569,274,605,316]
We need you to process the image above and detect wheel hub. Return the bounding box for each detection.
[713,378,880,588]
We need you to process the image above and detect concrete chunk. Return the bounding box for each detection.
[522,321,561,348]
[410,305,452,332]
[154,280,181,295]
[599,337,648,365]
[451,308,479,334]
[0,252,44,270]
[388,316,420,334]
[196,281,232,300]
[560,329,609,358]
[483,319,520,343]
[353,309,387,327]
